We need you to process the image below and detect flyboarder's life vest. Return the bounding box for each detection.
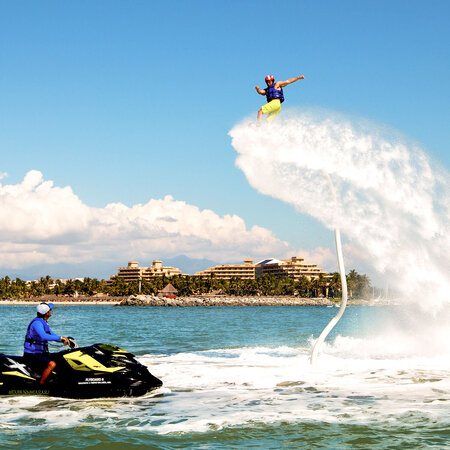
[265,84,284,103]
[24,317,51,353]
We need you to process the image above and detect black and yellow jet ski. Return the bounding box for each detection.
[0,340,162,398]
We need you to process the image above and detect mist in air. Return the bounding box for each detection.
[230,110,450,313]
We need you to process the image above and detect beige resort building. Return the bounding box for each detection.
[194,258,256,280]
[112,260,184,282]
[194,256,327,280]
[255,256,327,280]
[110,256,327,283]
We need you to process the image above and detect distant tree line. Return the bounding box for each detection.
[0,269,375,299]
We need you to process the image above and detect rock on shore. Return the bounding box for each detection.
[116,295,357,307]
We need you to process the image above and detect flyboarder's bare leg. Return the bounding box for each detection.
[257,109,263,121]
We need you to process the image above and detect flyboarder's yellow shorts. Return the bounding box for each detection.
[261,99,281,122]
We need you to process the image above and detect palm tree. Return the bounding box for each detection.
[328,272,341,298]
[346,269,359,298]
[295,276,310,297]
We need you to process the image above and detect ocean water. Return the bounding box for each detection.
[1,304,449,449]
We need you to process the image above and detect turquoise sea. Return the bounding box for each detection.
[1,304,449,449]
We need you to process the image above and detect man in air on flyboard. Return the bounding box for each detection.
[255,74,305,122]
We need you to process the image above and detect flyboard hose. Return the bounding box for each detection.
[310,174,348,364]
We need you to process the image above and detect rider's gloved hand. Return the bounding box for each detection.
[61,337,70,346]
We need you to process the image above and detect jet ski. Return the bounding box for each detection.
[0,339,162,398]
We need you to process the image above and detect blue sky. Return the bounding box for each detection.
[0,0,449,278]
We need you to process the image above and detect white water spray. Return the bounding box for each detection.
[310,172,348,363]
[310,226,348,363]
[230,110,450,312]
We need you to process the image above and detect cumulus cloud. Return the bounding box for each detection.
[0,170,297,269]
[293,246,336,272]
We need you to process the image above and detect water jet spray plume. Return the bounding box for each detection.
[310,173,348,364]
[230,111,450,313]
[310,228,348,364]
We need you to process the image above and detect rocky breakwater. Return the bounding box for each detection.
[117,295,342,307]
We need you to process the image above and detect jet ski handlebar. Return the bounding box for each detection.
[67,337,78,349]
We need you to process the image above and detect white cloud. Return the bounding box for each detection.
[0,170,294,269]
[293,246,336,272]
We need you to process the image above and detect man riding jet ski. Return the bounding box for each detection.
[0,340,163,398]
[0,303,162,398]
[23,302,71,384]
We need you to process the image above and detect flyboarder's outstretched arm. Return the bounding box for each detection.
[276,75,305,88]
[255,86,266,95]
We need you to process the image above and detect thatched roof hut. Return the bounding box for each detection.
[157,283,178,298]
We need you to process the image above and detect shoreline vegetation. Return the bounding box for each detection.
[0,294,388,307]
[0,270,379,300]
[0,270,393,306]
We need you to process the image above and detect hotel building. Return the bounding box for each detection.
[255,256,327,280]
[194,258,256,280]
[194,256,327,280]
[113,260,183,282]
[110,256,327,283]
